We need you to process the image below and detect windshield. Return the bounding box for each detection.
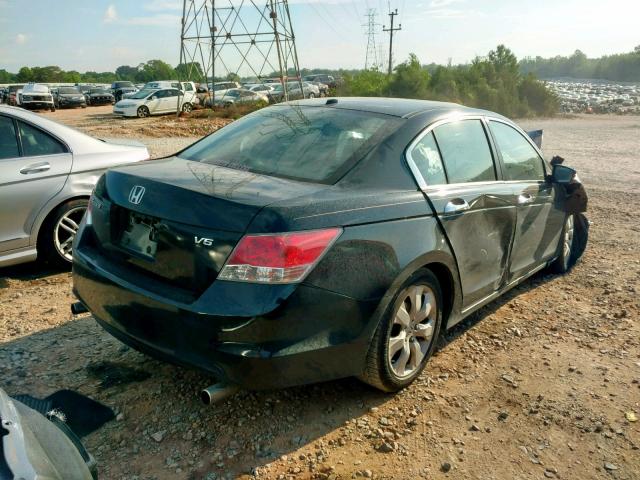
[128,89,155,100]
[59,87,81,94]
[177,105,401,183]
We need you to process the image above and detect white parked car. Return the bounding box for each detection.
[207,81,241,100]
[20,84,56,112]
[113,88,196,118]
[244,84,275,94]
[0,105,149,267]
[123,81,197,99]
[209,88,269,107]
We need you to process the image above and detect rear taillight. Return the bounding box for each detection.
[218,228,342,284]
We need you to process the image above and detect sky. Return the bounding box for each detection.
[1,0,639,74]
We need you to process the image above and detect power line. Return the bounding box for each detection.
[382,7,401,75]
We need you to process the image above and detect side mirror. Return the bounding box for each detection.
[150,96,157,101]
[551,164,576,184]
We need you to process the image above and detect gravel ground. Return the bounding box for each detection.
[0,112,638,480]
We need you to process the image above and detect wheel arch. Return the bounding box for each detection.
[31,193,90,247]
[366,250,463,346]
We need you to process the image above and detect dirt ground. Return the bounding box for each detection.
[0,110,638,480]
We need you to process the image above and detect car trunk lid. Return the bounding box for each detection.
[88,158,326,301]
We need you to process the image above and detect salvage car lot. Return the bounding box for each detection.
[0,112,639,479]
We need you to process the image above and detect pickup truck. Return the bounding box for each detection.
[20,83,56,111]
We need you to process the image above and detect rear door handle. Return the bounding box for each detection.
[444,198,470,214]
[518,193,535,205]
[20,162,51,175]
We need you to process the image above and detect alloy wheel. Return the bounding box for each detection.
[562,214,574,269]
[387,284,437,378]
[137,106,150,118]
[53,206,85,262]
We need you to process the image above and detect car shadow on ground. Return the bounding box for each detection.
[0,267,562,478]
[0,262,68,289]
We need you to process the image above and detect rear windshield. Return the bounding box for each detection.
[177,105,401,183]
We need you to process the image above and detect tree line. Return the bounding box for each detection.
[11,44,640,117]
[339,45,558,118]
[519,47,640,83]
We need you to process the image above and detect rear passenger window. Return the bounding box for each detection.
[410,132,447,185]
[17,121,66,157]
[0,116,20,159]
[433,120,496,183]
[489,121,545,181]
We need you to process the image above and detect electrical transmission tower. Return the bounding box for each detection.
[363,9,379,70]
[179,0,303,103]
[382,8,401,75]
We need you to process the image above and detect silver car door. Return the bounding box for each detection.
[0,115,72,251]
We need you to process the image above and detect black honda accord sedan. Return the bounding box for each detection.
[72,98,588,392]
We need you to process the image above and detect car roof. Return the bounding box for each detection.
[277,97,503,120]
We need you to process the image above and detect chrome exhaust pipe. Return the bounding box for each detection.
[71,301,88,315]
[200,383,239,405]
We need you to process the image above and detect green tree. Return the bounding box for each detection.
[387,53,430,98]
[0,69,16,83]
[16,66,33,82]
[175,62,204,80]
[115,65,139,81]
[134,60,176,82]
[338,69,388,97]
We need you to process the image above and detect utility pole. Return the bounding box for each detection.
[362,9,379,70]
[382,8,401,76]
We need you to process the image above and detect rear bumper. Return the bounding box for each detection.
[73,249,378,389]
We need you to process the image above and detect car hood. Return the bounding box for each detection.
[58,94,84,98]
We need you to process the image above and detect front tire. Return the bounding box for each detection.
[38,199,88,269]
[137,106,150,118]
[551,213,589,273]
[182,102,193,113]
[360,269,443,392]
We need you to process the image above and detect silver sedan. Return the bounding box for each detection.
[0,105,149,268]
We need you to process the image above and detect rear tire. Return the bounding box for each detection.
[38,199,88,269]
[360,269,443,392]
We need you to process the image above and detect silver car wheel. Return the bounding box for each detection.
[387,284,437,378]
[53,206,85,262]
[562,214,574,269]
[137,106,150,118]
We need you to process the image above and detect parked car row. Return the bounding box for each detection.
[547,79,640,114]
[0,83,117,111]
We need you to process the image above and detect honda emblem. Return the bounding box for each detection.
[128,185,146,205]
